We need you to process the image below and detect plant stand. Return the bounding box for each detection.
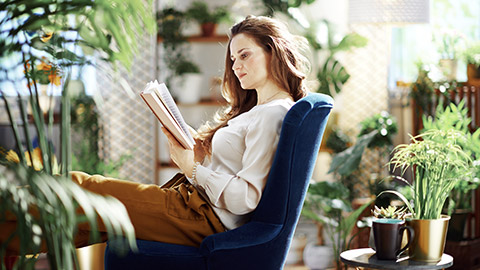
[444,238,480,270]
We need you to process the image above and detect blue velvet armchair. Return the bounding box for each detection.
[104,93,333,270]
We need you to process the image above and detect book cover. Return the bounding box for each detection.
[140,81,195,150]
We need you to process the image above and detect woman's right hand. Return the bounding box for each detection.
[187,125,206,163]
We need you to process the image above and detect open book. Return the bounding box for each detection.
[140,81,195,150]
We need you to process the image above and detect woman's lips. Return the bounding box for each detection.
[237,73,246,80]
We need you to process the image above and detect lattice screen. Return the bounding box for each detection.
[338,24,390,137]
[96,29,157,184]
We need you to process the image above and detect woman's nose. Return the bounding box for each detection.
[232,61,241,71]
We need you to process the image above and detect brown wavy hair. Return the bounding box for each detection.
[197,15,310,154]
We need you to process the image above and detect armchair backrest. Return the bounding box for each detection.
[201,93,333,269]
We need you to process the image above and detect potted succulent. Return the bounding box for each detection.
[383,128,473,262]
[185,1,231,37]
[0,0,155,268]
[371,205,408,220]
[370,205,412,260]
[302,181,372,270]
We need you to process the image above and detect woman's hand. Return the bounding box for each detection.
[161,127,195,178]
[188,125,207,163]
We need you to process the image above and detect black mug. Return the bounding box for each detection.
[372,219,414,260]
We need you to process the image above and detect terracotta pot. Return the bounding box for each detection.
[406,215,450,262]
[467,63,480,87]
[467,63,480,80]
[200,22,217,37]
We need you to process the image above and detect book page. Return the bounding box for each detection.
[140,81,195,150]
[152,82,195,144]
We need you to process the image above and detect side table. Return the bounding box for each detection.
[340,248,453,270]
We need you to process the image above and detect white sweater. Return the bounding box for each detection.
[193,98,294,230]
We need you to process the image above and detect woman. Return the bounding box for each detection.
[2,15,311,251]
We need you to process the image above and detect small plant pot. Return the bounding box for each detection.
[467,63,480,80]
[200,22,218,37]
[406,215,450,262]
[438,59,457,81]
[175,73,203,104]
[467,64,480,87]
[303,242,334,270]
[446,209,470,241]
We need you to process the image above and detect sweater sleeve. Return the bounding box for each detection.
[194,107,285,215]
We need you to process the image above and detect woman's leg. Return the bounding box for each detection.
[0,172,225,254]
[71,171,225,247]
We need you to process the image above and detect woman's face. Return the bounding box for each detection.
[230,33,270,90]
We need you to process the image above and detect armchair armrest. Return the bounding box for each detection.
[200,221,283,253]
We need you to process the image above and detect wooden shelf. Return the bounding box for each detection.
[177,99,226,107]
[157,35,229,43]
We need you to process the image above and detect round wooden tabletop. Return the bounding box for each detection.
[340,248,453,270]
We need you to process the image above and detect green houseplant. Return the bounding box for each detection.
[383,128,473,262]
[305,20,368,97]
[185,1,230,37]
[157,7,202,101]
[421,101,480,241]
[0,0,155,268]
[328,111,398,201]
[461,41,480,84]
[302,181,372,270]
[422,101,480,214]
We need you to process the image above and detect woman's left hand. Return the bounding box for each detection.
[161,127,195,178]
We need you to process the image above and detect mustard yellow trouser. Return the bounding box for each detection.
[1,171,225,254]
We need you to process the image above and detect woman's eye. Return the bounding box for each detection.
[240,53,248,59]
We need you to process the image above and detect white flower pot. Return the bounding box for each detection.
[303,242,335,270]
[175,73,203,104]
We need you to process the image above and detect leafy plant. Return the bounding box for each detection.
[0,164,136,269]
[302,181,372,270]
[25,57,62,86]
[258,0,367,97]
[410,65,436,118]
[185,1,230,25]
[157,7,201,86]
[325,126,351,154]
[461,41,480,67]
[329,111,397,179]
[0,0,155,268]
[70,92,132,178]
[421,101,480,214]
[261,0,316,16]
[305,20,368,96]
[434,29,465,60]
[173,58,201,76]
[358,111,398,148]
[385,129,473,220]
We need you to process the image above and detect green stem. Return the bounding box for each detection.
[1,90,26,165]
[61,74,72,175]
